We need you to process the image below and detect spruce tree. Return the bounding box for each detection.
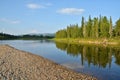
[115,18,120,36]
[109,16,113,38]
[81,16,86,38]
[93,18,99,38]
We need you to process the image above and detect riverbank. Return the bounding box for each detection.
[54,38,120,47]
[0,45,96,80]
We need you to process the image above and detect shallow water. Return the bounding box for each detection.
[0,40,120,80]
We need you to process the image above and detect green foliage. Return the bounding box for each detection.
[55,29,67,38]
[93,18,99,38]
[0,33,19,40]
[86,15,93,37]
[55,15,120,39]
[99,16,110,38]
[0,33,54,40]
[21,34,54,40]
[115,18,120,36]
[81,16,85,38]
[109,16,113,38]
[70,24,79,38]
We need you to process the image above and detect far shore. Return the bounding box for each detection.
[0,45,97,80]
[54,38,120,47]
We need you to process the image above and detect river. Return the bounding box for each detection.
[0,40,120,80]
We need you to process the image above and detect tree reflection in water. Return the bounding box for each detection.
[55,42,120,68]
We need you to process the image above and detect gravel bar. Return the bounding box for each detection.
[0,45,97,80]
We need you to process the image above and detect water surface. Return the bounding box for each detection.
[0,40,120,80]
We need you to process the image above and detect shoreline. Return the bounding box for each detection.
[0,45,97,80]
[54,38,120,47]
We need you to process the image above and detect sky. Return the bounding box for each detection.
[0,0,120,35]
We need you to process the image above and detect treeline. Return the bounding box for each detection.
[0,32,19,40]
[20,34,54,40]
[56,16,120,38]
[0,33,54,40]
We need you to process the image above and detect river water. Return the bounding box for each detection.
[0,40,120,80]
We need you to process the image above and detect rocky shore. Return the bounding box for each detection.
[0,45,97,80]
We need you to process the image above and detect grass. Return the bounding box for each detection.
[54,38,120,47]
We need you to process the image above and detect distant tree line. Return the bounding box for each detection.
[0,32,19,40]
[0,33,54,40]
[55,16,120,38]
[20,34,54,40]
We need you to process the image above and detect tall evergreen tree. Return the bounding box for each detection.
[115,18,120,36]
[100,16,109,38]
[79,27,83,38]
[67,26,71,38]
[99,15,102,37]
[70,24,79,38]
[93,18,99,38]
[81,16,86,38]
[74,24,79,38]
[87,15,93,37]
[109,16,113,38]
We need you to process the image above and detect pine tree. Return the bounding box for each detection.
[67,26,71,38]
[99,15,102,37]
[100,16,109,38]
[81,16,86,38]
[93,18,99,38]
[87,15,93,37]
[79,27,83,38]
[115,18,120,36]
[109,16,113,38]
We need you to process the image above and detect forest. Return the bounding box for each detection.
[0,32,19,40]
[55,16,120,39]
[0,33,54,40]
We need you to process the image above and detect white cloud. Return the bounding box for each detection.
[0,18,21,24]
[27,3,45,9]
[57,8,85,15]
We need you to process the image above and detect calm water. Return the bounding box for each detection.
[0,40,120,80]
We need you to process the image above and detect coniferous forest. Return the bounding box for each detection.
[0,33,54,40]
[55,16,120,39]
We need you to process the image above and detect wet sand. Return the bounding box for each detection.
[0,45,97,80]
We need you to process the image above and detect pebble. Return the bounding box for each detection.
[0,45,97,80]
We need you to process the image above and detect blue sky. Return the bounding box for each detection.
[0,0,120,35]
